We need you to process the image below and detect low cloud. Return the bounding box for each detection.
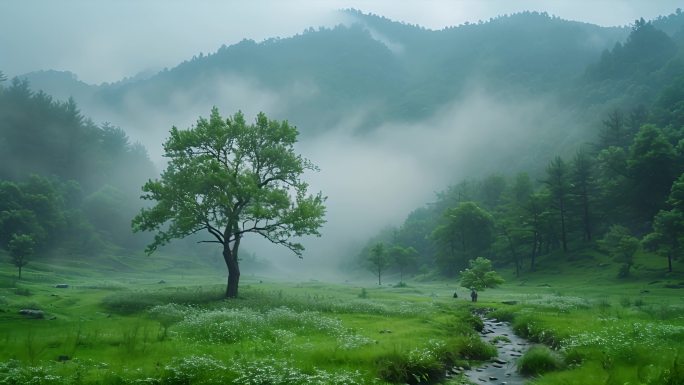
[261,87,574,279]
[69,72,575,281]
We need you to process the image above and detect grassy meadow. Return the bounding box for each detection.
[0,248,683,385]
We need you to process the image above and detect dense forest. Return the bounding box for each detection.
[0,75,156,260]
[359,17,684,279]
[4,10,684,279]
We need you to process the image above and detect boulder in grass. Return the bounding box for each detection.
[19,309,44,318]
[55,284,69,288]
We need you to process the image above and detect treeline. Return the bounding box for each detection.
[360,20,684,278]
[0,74,156,261]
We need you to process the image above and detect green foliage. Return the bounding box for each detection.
[459,257,504,291]
[7,234,34,278]
[367,243,389,285]
[101,287,225,314]
[389,245,417,282]
[377,340,448,384]
[628,124,677,221]
[0,80,155,257]
[545,156,570,252]
[455,335,497,360]
[133,108,326,297]
[147,304,188,340]
[600,225,640,277]
[517,345,564,375]
[0,176,66,250]
[231,359,370,385]
[643,173,684,272]
[432,202,495,275]
[160,355,228,385]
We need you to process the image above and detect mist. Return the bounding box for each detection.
[49,58,570,280]
[280,89,571,278]
[2,1,679,282]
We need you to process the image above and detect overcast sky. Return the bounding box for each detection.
[1,0,682,84]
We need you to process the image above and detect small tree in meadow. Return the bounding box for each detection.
[459,257,504,291]
[8,233,34,279]
[600,225,640,277]
[390,245,417,283]
[368,242,390,285]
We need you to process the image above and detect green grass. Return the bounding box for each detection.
[477,247,684,384]
[0,247,683,384]
[0,253,492,384]
[517,345,564,376]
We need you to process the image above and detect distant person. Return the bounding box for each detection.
[470,288,478,302]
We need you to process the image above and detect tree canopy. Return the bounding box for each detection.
[459,257,504,291]
[132,108,326,297]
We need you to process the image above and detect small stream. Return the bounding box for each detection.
[456,317,531,385]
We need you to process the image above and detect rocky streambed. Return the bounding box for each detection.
[457,317,531,385]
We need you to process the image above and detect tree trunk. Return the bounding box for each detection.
[18,265,22,280]
[559,198,568,252]
[530,232,538,271]
[377,270,382,285]
[503,228,520,277]
[582,188,592,242]
[223,241,241,298]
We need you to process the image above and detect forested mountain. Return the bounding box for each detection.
[360,18,684,279]
[0,77,156,258]
[6,9,684,277]
[22,10,634,133]
[19,11,684,181]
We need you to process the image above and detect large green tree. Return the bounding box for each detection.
[132,108,326,297]
[643,173,684,272]
[432,202,495,275]
[545,156,570,252]
[600,225,640,277]
[627,124,676,224]
[389,245,417,283]
[459,257,504,291]
[571,149,597,242]
[368,242,390,285]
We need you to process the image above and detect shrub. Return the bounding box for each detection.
[620,297,632,308]
[0,360,64,385]
[101,287,225,314]
[161,355,228,385]
[455,335,497,361]
[232,358,369,385]
[148,303,188,339]
[14,287,31,296]
[517,345,564,376]
[513,316,562,348]
[657,353,684,385]
[377,350,443,384]
[463,313,484,332]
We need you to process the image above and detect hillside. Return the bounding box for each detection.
[357,18,684,283]
[22,10,631,134]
